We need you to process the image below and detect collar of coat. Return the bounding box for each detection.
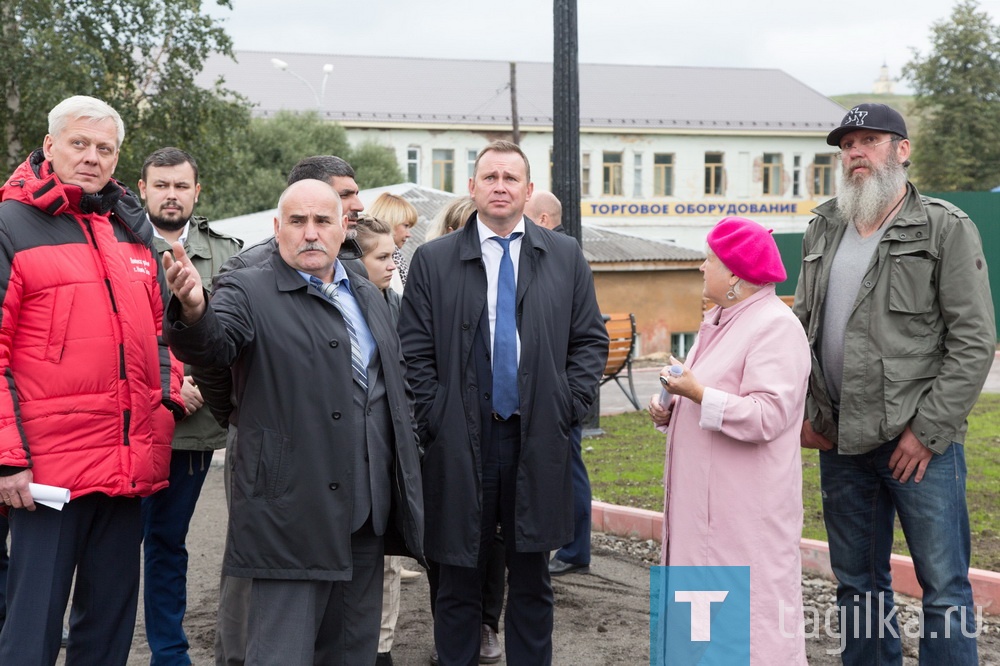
[457,213,550,262]
[267,246,376,299]
[2,148,152,246]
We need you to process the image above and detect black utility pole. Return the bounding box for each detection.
[552,0,581,242]
[553,0,601,433]
[510,62,521,145]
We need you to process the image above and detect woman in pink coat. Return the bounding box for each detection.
[649,216,810,664]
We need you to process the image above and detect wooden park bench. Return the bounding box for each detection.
[601,312,640,410]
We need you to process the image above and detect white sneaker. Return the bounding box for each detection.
[399,567,423,582]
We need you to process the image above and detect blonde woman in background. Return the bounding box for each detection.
[368,193,417,293]
[426,196,476,241]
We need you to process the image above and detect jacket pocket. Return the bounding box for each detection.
[44,285,75,363]
[423,383,448,446]
[888,250,936,314]
[250,428,292,500]
[801,252,823,315]
[882,354,942,434]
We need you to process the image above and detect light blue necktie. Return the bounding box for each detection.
[491,233,521,419]
[315,279,368,391]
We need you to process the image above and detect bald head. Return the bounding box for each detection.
[524,190,562,230]
[274,179,346,281]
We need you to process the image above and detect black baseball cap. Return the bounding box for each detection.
[826,103,908,147]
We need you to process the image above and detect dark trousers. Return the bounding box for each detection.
[435,416,553,666]
[0,516,8,633]
[428,530,506,632]
[0,493,142,666]
[244,519,384,666]
[554,423,591,565]
[142,449,212,666]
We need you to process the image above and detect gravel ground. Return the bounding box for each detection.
[53,466,999,665]
[593,532,998,665]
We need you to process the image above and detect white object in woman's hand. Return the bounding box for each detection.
[648,392,673,427]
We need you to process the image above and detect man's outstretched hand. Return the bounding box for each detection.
[162,241,206,324]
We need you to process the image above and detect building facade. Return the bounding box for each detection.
[198,52,847,250]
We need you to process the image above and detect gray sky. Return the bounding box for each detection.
[207,0,999,97]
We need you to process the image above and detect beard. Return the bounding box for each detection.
[148,211,190,233]
[837,151,908,233]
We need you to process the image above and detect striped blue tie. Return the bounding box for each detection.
[317,279,368,391]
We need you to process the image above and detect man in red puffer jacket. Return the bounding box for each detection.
[0,95,183,666]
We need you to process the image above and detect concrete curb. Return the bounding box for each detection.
[592,500,1000,617]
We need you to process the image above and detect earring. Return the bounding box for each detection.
[726,289,737,300]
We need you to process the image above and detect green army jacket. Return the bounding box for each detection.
[153,216,243,451]
[792,183,995,455]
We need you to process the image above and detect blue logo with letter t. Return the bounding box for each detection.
[649,566,750,665]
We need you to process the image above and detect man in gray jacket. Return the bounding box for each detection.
[164,179,423,665]
[794,103,994,665]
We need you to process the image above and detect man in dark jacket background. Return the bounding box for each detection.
[164,178,423,664]
[138,146,242,666]
[399,141,608,665]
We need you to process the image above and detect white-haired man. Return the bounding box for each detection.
[0,95,183,664]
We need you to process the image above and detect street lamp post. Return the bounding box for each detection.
[271,58,334,110]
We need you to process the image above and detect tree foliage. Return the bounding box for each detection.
[350,141,405,191]
[903,0,1000,191]
[0,1,406,221]
[199,111,350,219]
[201,113,406,220]
[0,0,251,198]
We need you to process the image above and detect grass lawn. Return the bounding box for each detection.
[587,396,1000,572]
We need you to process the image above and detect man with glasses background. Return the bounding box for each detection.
[794,103,994,664]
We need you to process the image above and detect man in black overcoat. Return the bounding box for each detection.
[399,141,608,665]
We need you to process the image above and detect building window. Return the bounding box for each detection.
[762,153,783,195]
[671,332,697,360]
[633,153,643,198]
[813,154,835,197]
[704,153,724,196]
[792,155,802,197]
[603,151,623,196]
[467,149,477,181]
[581,152,591,196]
[432,149,454,192]
[407,147,420,184]
[654,153,674,196]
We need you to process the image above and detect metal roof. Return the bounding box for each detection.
[198,51,846,132]
[579,226,704,263]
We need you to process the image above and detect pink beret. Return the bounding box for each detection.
[706,217,787,284]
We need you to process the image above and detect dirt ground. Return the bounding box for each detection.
[91,463,1000,666]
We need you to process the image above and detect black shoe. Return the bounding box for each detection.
[376,652,393,666]
[479,624,502,664]
[548,557,590,576]
[429,644,439,665]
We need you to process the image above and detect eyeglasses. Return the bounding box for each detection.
[836,136,900,159]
